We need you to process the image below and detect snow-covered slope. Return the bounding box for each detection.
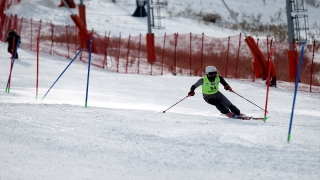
[5,0,320,40]
[1,33,320,180]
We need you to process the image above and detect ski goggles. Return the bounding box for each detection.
[208,72,217,76]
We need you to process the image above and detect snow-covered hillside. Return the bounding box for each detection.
[5,0,320,41]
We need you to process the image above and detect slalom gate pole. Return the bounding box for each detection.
[232,90,268,113]
[36,37,39,100]
[6,38,20,93]
[287,42,306,143]
[41,49,83,101]
[264,45,274,122]
[85,36,93,108]
[6,38,15,93]
[163,95,189,113]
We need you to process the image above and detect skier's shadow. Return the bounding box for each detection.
[14,59,32,67]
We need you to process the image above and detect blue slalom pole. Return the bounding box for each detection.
[287,42,306,143]
[6,39,20,93]
[41,49,83,101]
[85,36,93,108]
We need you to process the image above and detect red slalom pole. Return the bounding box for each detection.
[6,38,16,93]
[6,38,19,93]
[264,44,274,122]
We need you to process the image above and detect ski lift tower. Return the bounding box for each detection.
[286,0,310,47]
[286,0,310,81]
[292,0,310,43]
[150,0,165,29]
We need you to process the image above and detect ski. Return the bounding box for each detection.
[220,114,266,121]
[220,114,251,120]
[239,117,266,121]
[237,116,252,120]
[237,116,267,120]
[251,117,266,120]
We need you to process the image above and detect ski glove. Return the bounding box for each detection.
[188,85,196,96]
[224,85,233,92]
[188,91,195,96]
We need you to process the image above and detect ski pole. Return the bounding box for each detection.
[163,95,189,113]
[232,90,268,113]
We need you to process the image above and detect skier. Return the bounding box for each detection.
[6,29,21,59]
[187,66,243,118]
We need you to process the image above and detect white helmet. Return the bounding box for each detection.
[205,66,217,75]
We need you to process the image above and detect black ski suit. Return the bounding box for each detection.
[6,31,21,59]
[190,75,241,115]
